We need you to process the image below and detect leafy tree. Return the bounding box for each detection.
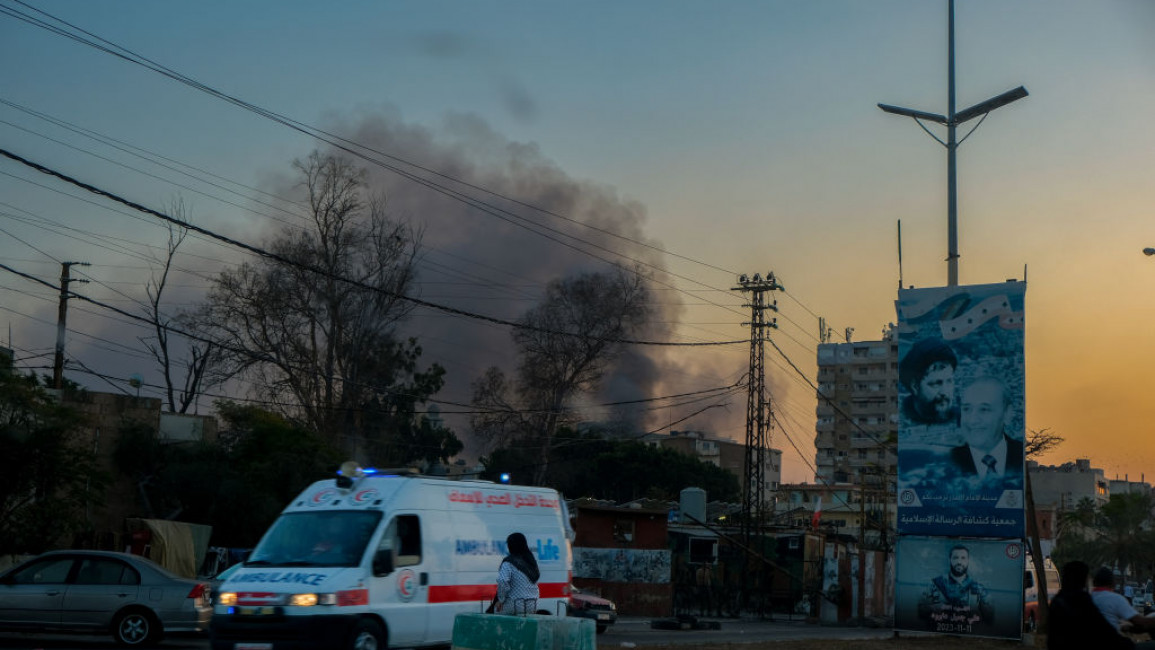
[110,402,346,547]
[482,429,740,502]
[198,151,457,463]
[471,268,650,484]
[343,338,461,466]
[1052,493,1155,584]
[0,367,104,554]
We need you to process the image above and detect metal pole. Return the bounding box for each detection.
[947,0,958,286]
[878,0,1026,289]
[52,261,88,390]
[53,262,73,389]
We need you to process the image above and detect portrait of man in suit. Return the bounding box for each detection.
[950,376,1023,478]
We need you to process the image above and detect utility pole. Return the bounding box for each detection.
[732,272,784,550]
[53,261,89,389]
[878,0,1027,286]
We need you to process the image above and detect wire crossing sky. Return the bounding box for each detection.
[1,1,1153,483]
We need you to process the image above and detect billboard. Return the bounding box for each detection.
[895,536,1024,639]
[895,282,1026,538]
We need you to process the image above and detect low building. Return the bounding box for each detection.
[644,430,782,505]
[1029,458,1110,510]
[570,500,672,616]
[774,482,893,549]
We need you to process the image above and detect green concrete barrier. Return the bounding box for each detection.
[451,613,595,650]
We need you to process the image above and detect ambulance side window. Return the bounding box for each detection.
[379,515,422,568]
[394,515,422,567]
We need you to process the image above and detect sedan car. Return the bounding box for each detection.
[1133,590,1154,615]
[0,550,211,646]
[567,585,617,634]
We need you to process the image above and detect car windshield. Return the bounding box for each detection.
[246,511,382,568]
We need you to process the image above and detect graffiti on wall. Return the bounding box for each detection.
[573,547,671,583]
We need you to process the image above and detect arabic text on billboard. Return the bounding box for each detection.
[895,282,1026,538]
[895,536,1024,640]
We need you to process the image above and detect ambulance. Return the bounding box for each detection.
[209,463,574,650]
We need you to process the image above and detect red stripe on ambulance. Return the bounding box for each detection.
[427,582,569,603]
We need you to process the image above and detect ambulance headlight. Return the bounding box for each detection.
[289,593,337,607]
[218,592,237,606]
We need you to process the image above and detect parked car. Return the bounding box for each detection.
[1133,589,1154,615]
[568,585,617,634]
[0,550,212,647]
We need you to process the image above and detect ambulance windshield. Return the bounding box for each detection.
[246,511,382,568]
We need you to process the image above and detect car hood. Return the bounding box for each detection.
[571,592,613,607]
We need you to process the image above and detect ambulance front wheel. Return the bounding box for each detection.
[348,618,385,650]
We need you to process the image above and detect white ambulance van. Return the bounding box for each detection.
[210,464,573,650]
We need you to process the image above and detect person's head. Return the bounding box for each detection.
[949,545,970,578]
[507,532,531,556]
[900,339,958,422]
[960,377,1011,451]
[1061,561,1090,592]
[1093,566,1116,589]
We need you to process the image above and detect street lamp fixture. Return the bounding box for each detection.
[1143,248,1155,257]
[878,0,1028,287]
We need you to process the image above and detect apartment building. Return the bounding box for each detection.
[814,328,898,486]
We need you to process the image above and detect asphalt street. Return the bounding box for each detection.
[0,617,897,649]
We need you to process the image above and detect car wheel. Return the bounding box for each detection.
[113,609,161,647]
[348,619,386,650]
[596,624,607,634]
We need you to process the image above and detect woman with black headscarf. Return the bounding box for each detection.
[495,532,540,614]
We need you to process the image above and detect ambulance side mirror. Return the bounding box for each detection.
[373,549,394,576]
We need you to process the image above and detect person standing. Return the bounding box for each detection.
[1048,561,1135,650]
[1091,566,1155,647]
[496,532,540,615]
[695,563,715,617]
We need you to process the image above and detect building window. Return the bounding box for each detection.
[613,519,635,543]
[689,538,717,564]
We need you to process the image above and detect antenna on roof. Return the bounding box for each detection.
[897,220,904,291]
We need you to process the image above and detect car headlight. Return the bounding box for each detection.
[218,592,237,606]
[289,593,337,607]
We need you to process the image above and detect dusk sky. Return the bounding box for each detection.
[2,1,1153,485]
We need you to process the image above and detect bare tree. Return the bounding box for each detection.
[1024,427,1065,633]
[472,267,650,484]
[141,200,224,413]
[199,152,450,461]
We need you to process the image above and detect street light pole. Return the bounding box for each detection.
[879,0,1028,287]
[947,0,957,286]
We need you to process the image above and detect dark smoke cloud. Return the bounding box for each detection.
[312,109,689,453]
[411,31,483,59]
[409,32,537,123]
[496,77,537,123]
